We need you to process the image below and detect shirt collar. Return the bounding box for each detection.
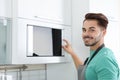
[90,50,95,56]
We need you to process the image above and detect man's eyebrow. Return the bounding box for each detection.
[82,27,95,29]
[89,27,95,29]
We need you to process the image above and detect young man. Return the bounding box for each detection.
[62,13,120,80]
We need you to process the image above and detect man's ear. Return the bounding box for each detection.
[103,29,106,36]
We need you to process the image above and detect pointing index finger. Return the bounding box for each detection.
[63,39,70,45]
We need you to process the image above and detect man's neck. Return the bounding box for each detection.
[90,42,104,51]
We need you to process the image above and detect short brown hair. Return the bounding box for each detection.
[84,13,108,29]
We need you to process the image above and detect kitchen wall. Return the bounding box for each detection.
[0,65,46,80]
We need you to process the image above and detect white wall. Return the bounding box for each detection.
[71,0,90,62]
[47,62,76,80]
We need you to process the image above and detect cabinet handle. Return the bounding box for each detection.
[34,16,62,23]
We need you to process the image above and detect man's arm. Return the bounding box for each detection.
[62,39,83,69]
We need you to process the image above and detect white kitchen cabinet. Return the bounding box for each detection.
[89,0,120,21]
[17,0,71,26]
[0,0,12,18]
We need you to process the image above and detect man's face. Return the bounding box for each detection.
[82,20,105,46]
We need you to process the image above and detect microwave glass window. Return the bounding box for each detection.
[27,25,62,57]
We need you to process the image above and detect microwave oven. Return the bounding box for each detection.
[4,18,71,64]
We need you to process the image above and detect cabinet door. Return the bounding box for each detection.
[0,0,12,17]
[0,17,12,64]
[89,0,119,19]
[18,0,71,25]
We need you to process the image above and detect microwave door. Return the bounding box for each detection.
[27,25,53,56]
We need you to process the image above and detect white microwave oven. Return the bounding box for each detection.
[4,18,71,64]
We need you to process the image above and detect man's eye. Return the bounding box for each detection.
[90,29,95,32]
[82,29,86,32]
